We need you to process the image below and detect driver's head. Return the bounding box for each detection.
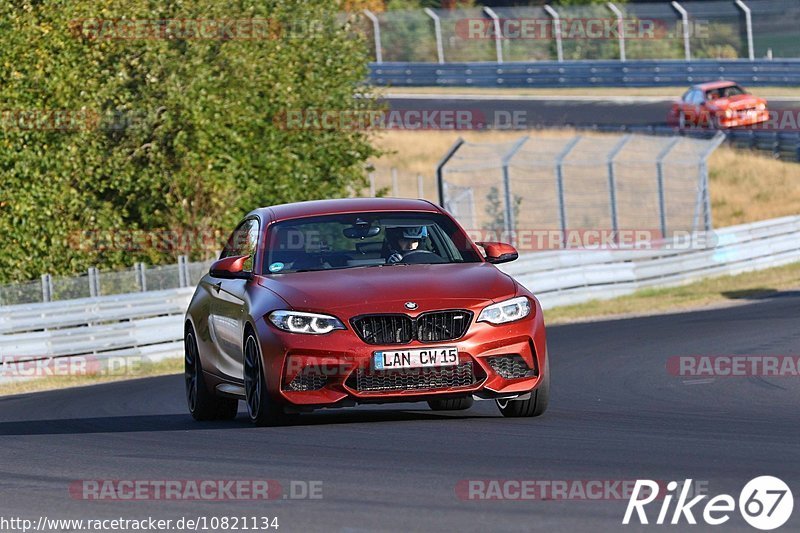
[387,226,427,252]
[397,238,420,252]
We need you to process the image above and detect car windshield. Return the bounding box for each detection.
[263,211,482,274]
[706,85,746,99]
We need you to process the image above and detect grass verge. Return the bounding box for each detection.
[545,261,800,325]
[0,357,182,397]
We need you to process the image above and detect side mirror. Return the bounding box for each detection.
[209,255,252,279]
[476,242,518,264]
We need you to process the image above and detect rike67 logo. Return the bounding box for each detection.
[624,476,793,530]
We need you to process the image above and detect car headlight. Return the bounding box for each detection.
[756,103,766,111]
[268,310,345,334]
[477,296,531,325]
[724,108,734,118]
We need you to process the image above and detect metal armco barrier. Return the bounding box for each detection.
[369,60,800,88]
[0,288,194,383]
[583,126,800,163]
[500,215,800,309]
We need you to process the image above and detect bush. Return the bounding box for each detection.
[0,0,379,283]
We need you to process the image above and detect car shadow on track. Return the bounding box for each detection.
[0,409,495,436]
[722,288,800,300]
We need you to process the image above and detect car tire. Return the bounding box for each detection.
[185,327,239,421]
[496,355,549,418]
[427,397,474,411]
[243,329,291,427]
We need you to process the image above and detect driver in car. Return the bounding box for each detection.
[385,226,428,264]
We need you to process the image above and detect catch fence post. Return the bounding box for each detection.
[424,8,445,64]
[655,137,681,239]
[554,136,582,247]
[363,10,383,64]
[501,136,530,238]
[607,135,632,239]
[543,5,564,62]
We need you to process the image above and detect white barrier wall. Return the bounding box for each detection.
[501,215,800,309]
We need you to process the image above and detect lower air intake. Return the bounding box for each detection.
[349,362,476,393]
[487,355,536,379]
[286,373,328,391]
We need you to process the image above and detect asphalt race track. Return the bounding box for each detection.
[384,94,800,129]
[1,293,799,532]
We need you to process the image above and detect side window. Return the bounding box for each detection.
[681,90,691,103]
[220,218,260,272]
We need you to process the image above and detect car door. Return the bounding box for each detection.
[678,90,692,125]
[208,217,260,380]
[683,90,703,125]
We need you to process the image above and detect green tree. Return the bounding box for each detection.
[0,0,380,283]
[483,186,522,233]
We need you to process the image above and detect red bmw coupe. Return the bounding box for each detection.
[668,80,768,129]
[184,198,549,426]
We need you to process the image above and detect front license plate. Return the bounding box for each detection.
[373,346,458,370]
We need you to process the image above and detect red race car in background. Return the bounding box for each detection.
[668,80,768,129]
[184,198,549,426]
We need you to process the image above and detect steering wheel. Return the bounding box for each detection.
[399,250,446,264]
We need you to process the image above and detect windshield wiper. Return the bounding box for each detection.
[289,263,411,273]
[291,266,351,273]
[362,263,406,268]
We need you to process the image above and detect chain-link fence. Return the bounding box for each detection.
[366,167,435,201]
[0,257,215,307]
[362,0,800,63]
[437,132,725,245]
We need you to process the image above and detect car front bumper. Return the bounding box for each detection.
[718,109,770,128]
[254,300,548,408]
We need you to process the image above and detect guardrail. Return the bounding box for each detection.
[590,126,800,162]
[370,59,800,88]
[501,215,800,309]
[0,288,193,382]
[1,215,798,379]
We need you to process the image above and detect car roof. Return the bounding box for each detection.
[252,197,442,223]
[693,80,740,91]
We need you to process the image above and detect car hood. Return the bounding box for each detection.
[257,262,517,315]
[709,94,763,110]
